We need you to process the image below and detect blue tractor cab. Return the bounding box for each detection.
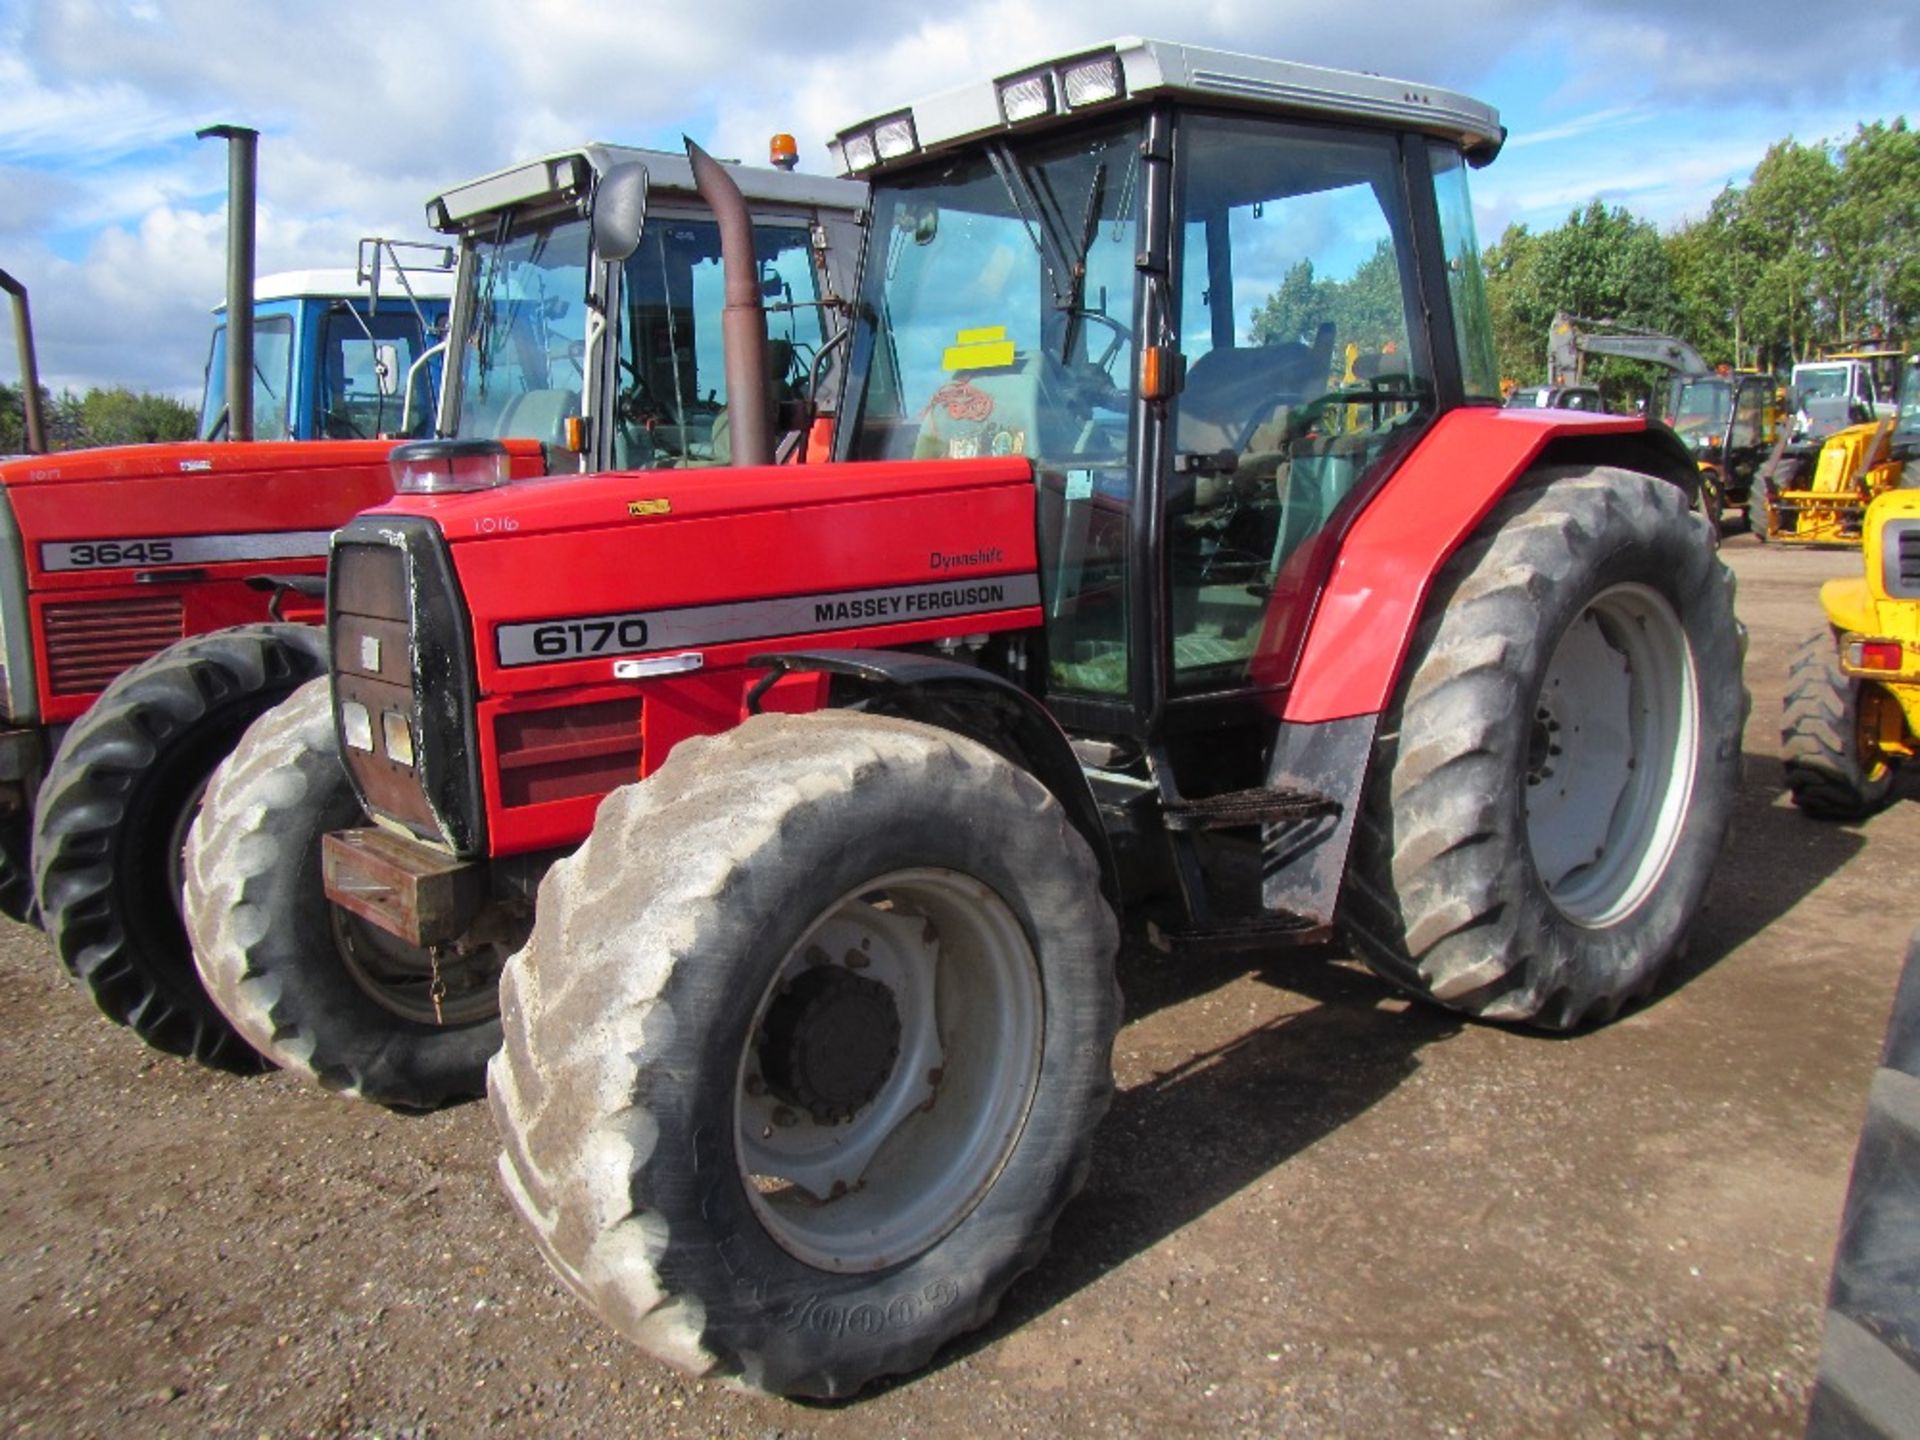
[198,238,455,442]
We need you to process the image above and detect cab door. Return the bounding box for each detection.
[1160,114,1441,714]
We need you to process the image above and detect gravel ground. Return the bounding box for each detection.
[0,533,1906,1438]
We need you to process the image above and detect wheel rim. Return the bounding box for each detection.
[735,867,1043,1274]
[329,907,503,1027]
[1525,582,1699,926]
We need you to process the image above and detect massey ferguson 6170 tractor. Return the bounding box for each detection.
[185,39,1744,1395]
[27,146,863,1077]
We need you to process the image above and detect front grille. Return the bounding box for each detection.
[497,699,643,808]
[329,519,484,856]
[1883,520,1920,599]
[42,596,184,695]
[332,540,438,839]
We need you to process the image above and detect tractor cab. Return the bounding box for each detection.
[197,239,456,442]
[831,40,1506,736]
[428,144,866,473]
[1662,370,1778,511]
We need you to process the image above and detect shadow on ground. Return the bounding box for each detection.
[1661,748,1877,995]
[895,946,1459,1387]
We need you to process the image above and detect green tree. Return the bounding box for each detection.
[1740,138,1839,361]
[75,386,197,446]
[1248,241,1410,360]
[1833,118,1920,341]
[1248,258,1326,347]
[1482,222,1543,386]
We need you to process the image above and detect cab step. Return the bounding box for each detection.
[1161,786,1338,831]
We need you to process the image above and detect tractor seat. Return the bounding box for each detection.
[1177,335,1330,456]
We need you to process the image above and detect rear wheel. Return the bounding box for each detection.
[33,624,328,1071]
[1782,631,1898,821]
[490,711,1120,1397]
[1343,467,1745,1029]
[186,679,507,1110]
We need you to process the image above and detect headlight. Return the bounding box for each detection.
[388,438,510,495]
[382,710,415,768]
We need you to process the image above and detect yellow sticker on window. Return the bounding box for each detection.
[943,324,1017,372]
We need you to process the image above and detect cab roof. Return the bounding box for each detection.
[828,36,1504,177]
[426,142,867,233]
[211,267,456,315]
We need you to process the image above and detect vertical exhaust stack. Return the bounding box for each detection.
[0,270,47,454]
[198,124,259,442]
[684,138,772,467]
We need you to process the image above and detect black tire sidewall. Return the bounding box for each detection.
[632,759,1115,1395]
[35,624,327,1062]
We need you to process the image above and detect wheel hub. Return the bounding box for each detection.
[758,965,902,1123]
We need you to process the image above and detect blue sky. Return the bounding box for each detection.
[1,0,1915,400]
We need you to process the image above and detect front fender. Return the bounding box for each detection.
[1820,576,1878,638]
[749,648,1118,907]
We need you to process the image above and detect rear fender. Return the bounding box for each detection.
[1283,409,1699,725]
[1820,577,1878,639]
[749,648,1119,907]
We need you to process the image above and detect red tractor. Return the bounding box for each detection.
[186,39,1744,1395]
[16,142,863,1078]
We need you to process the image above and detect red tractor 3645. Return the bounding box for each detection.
[187,39,1744,1395]
[20,142,862,1084]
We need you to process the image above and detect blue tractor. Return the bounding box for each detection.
[197,237,453,443]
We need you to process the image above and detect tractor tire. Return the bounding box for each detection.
[489,711,1120,1398]
[1783,631,1897,821]
[33,624,329,1071]
[1342,466,1744,1030]
[0,810,36,924]
[1806,931,1920,1439]
[185,679,506,1111]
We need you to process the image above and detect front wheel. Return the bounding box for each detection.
[1782,632,1898,821]
[185,679,507,1110]
[1342,466,1745,1029]
[489,711,1120,1397]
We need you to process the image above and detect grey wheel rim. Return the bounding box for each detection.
[1526,582,1699,926]
[735,867,1043,1273]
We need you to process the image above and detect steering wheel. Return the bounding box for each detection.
[616,355,669,425]
[1286,375,1420,441]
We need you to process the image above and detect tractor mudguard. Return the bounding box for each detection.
[748,648,1118,906]
[1821,576,1879,639]
[1283,408,1699,726]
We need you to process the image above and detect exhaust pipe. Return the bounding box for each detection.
[684,137,772,467]
[198,124,259,442]
[0,270,47,454]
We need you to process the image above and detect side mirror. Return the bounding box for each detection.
[591,162,649,263]
[374,342,402,397]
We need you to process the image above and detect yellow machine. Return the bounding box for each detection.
[1757,350,1913,546]
[1783,487,1920,816]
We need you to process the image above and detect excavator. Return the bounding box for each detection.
[1546,311,1770,526]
